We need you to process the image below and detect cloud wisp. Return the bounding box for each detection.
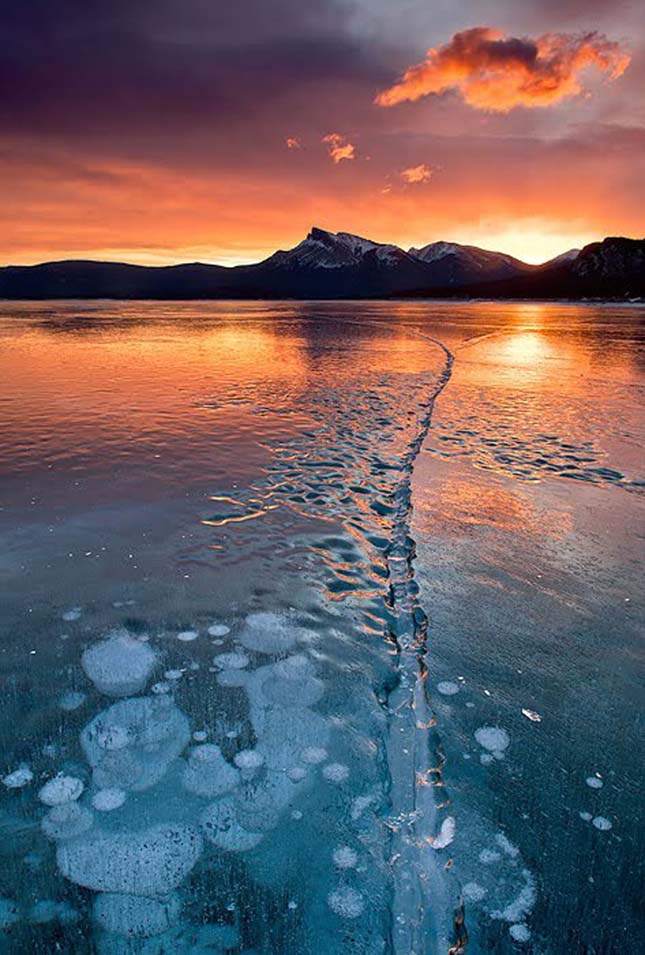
[323,133,356,163]
[376,27,631,113]
[400,164,433,184]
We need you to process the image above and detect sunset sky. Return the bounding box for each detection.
[2,0,643,266]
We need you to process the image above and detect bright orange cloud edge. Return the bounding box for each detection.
[376,26,631,112]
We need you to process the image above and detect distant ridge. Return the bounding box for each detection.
[0,231,642,300]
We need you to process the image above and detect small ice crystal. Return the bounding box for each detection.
[592,816,612,831]
[585,776,603,789]
[521,709,542,723]
[2,766,33,789]
[208,624,231,637]
[437,681,459,696]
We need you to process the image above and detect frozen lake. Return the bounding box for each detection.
[0,301,643,953]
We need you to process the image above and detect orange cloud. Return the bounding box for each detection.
[286,136,301,150]
[376,27,630,113]
[323,133,356,163]
[401,163,433,184]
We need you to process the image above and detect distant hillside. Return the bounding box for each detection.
[0,231,642,300]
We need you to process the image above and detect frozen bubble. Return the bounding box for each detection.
[39,774,84,806]
[239,611,299,654]
[493,870,536,923]
[214,652,250,670]
[509,924,531,943]
[287,767,307,783]
[291,809,303,820]
[164,669,184,681]
[592,816,612,831]
[176,630,198,642]
[333,846,358,869]
[463,882,486,903]
[201,797,264,852]
[351,793,375,821]
[327,887,364,919]
[82,696,190,792]
[261,654,324,708]
[82,632,158,697]
[235,775,292,833]
[496,833,520,858]
[62,607,82,622]
[59,691,87,712]
[480,753,494,766]
[94,892,181,938]
[183,745,239,799]
[586,776,603,789]
[92,788,126,812]
[29,900,78,924]
[437,681,459,696]
[579,811,593,822]
[234,750,265,779]
[57,824,202,895]
[322,763,349,784]
[42,802,94,841]
[193,730,208,742]
[479,848,501,864]
[475,726,510,756]
[2,766,33,789]
[466,702,475,709]
[151,681,171,694]
[0,899,19,928]
[208,624,231,637]
[432,816,456,850]
[301,746,328,765]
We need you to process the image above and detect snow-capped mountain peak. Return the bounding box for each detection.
[263,228,410,270]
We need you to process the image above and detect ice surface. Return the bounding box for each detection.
[0,900,20,928]
[94,892,181,938]
[42,802,94,840]
[238,612,299,654]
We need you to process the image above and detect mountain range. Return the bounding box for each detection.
[0,229,643,300]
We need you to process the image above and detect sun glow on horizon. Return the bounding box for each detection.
[3,224,600,270]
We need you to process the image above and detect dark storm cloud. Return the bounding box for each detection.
[0,0,386,141]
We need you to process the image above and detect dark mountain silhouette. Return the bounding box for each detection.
[0,230,642,300]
